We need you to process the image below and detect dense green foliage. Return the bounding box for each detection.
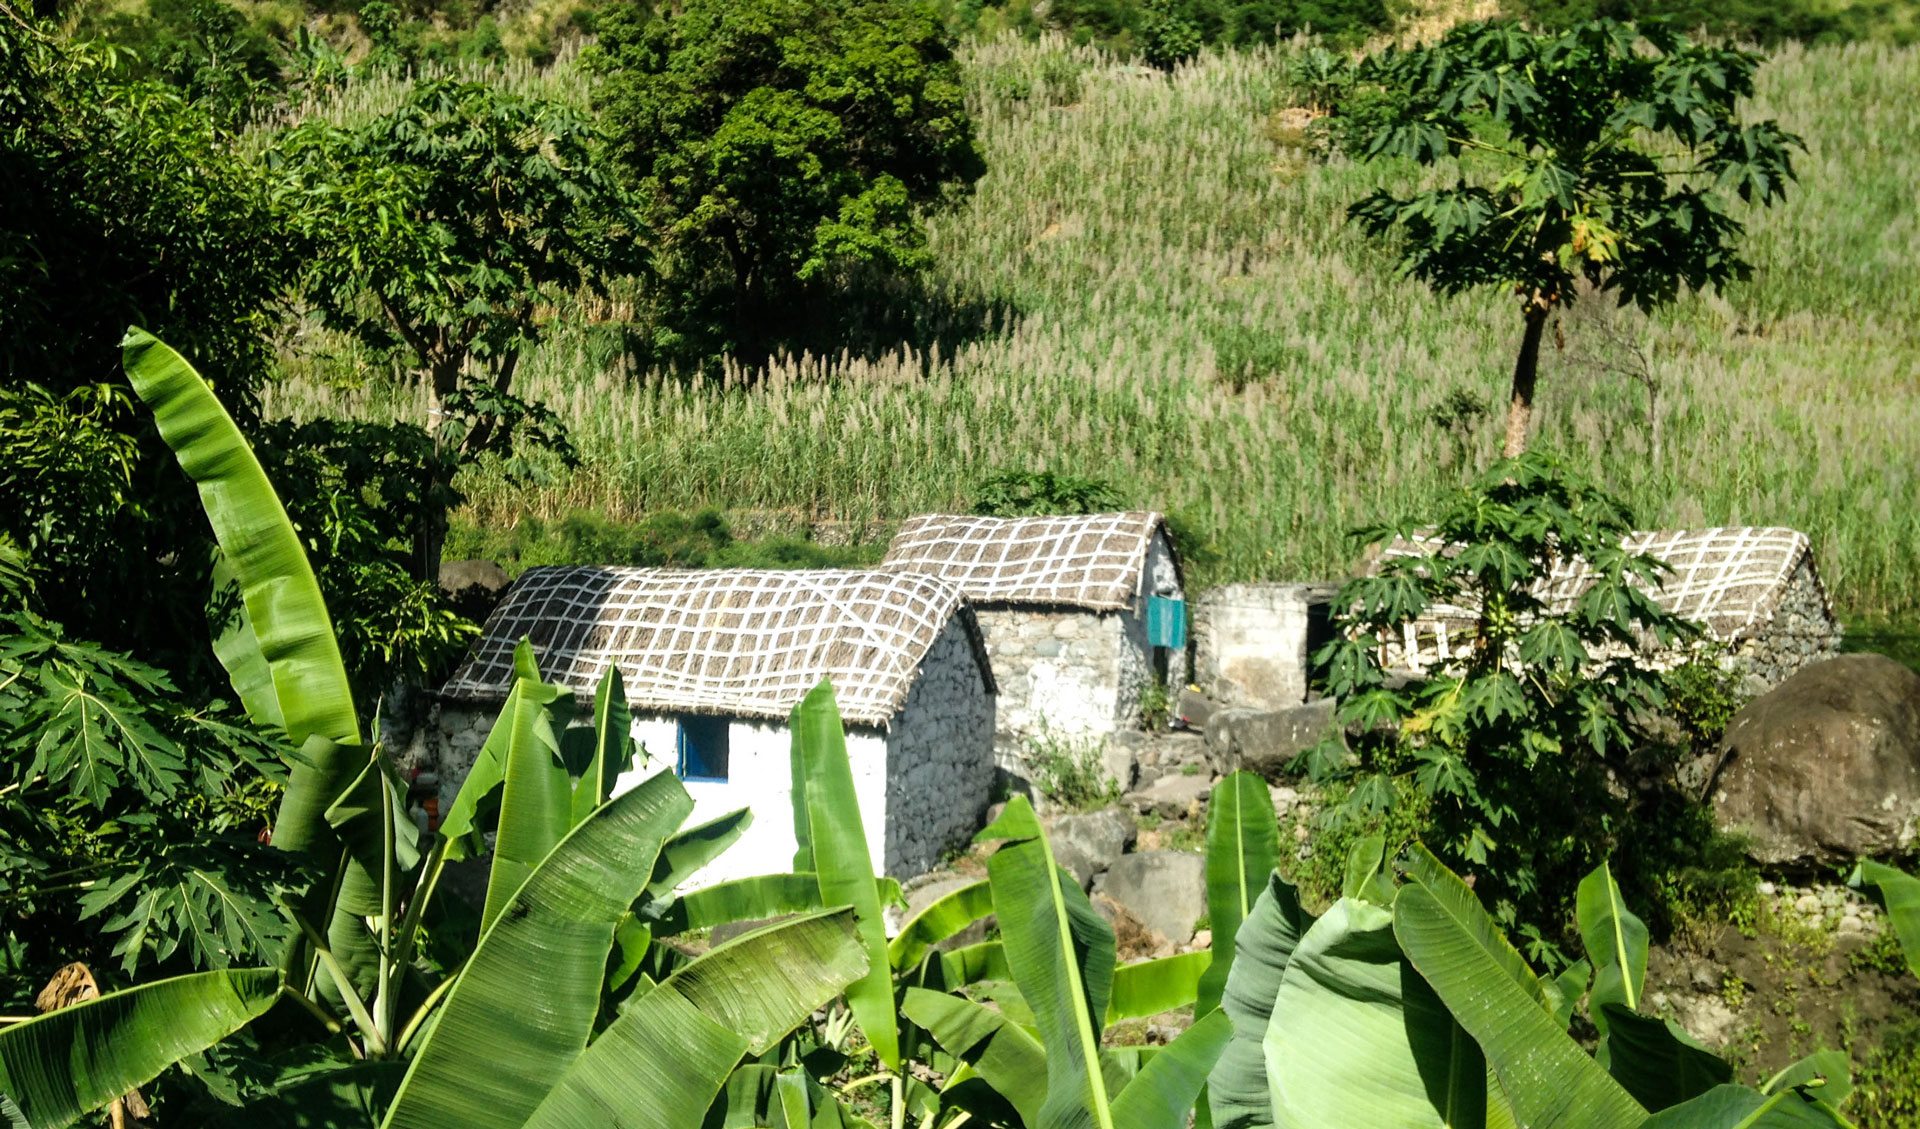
[1507,0,1920,46]
[940,0,1392,60]
[1346,19,1801,455]
[0,16,291,677]
[1301,455,1710,955]
[589,0,985,362]
[275,76,633,575]
[0,543,295,1001]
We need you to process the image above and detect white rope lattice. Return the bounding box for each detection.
[882,512,1173,611]
[439,568,989,725]
[1372,526,1830,646]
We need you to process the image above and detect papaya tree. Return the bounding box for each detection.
[1344,19,1799,457]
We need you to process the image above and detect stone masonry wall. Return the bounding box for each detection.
[1190,582,1337,709]
[1728,561,1842,692]
[974,607,1126,773]
[884,618,998,877]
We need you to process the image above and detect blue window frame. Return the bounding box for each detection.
[676,716,730,782]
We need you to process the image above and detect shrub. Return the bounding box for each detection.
[969,468,1124,516]
[1024,727,1120,809]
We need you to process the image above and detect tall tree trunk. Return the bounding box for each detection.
[1503,299,1551,458]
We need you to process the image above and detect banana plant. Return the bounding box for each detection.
[1197,771,1280,1021]
[1207,843,1859,1128]
[0,969,283,1129]
[907,795,1234,1129]
[380,771,869,1128]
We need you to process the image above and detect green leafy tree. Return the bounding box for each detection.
[589,0,985,362]
[276,78,634,577]
[1301,454,1696,953]
[1345,19,1800,457]
[0,11,295,674]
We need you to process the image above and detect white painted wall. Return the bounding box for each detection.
[611,714,891,887]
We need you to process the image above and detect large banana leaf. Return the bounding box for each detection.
[321,749,423,1017]
[1197,772,1279,1019]
[1107,951,1210,1025]
[1208,872,1317,1129]
[640,807,754,914]
[1638,1084,1850,1127]
[1111,1011,1233,1129]
[1594,1004,1730,1111]
[522,910,867,1129]
[1264,897,1485,1129]
[888,878,994,972]
[981,794,1117,1129]
[1848,859,1920,978]
[902,987,1048,1126]
[788,681,898,1070]
[122,327,361,852]
[653,872,827,934]
[435,641,574,934]
[1576,861,1647,1033]
[381,771,693,1129]
[1393,883,1646,1129]
[941,940,1013,987]
[1405,846,1548,1006]
[0,968,280,1129]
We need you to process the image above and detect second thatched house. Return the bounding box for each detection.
[434,567,997,882]
[882,512,1187,771]
[1370,526,1840,689]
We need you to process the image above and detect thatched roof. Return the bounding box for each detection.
[882,512,1176,611]
[1371,527,1831,641]
[439,568,992,725]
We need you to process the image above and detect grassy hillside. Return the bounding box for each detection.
[273,34,1920,626]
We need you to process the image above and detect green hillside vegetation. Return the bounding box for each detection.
[272,32,1920,631]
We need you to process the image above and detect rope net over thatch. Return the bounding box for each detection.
[881,512,1176,611]
[1370,527,1832,665]
[439,568,991,726]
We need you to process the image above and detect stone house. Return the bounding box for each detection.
[434,567,997,882]
[1190,583,1340,710]
[1371,527,1841,690]
[881,512,1186,773]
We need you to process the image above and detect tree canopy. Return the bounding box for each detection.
[0,16,293,676]
[276,78,633,575]
[1343,20,1800,456]
[589,0,985,362]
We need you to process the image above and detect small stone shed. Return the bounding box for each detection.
[435,567,997,883]
[882,512,1186,770]
[1371,527,1840,689]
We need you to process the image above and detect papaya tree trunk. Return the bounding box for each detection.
[1503,299,1551,459]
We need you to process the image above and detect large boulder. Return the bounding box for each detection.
[1127,773,1212,820]
[1093,850,1206,946]
[1205,699,1340,781]
[1043,807,1137,888]
[1712,654,1920,867]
